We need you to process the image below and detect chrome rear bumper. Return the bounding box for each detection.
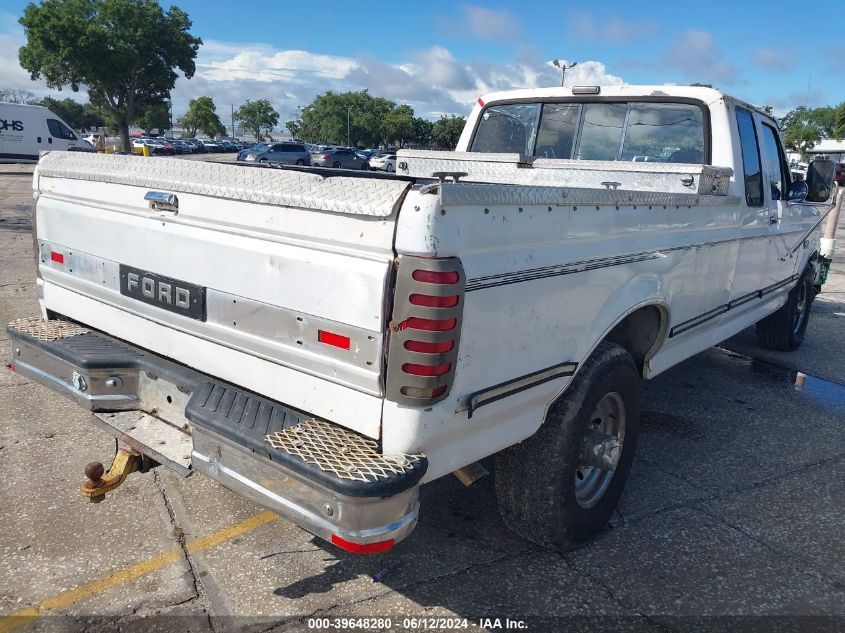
[6,316,425,551]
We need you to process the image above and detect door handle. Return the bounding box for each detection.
[48,138,53,144]
[37,136,41,143]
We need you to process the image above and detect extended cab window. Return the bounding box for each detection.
[621,103,704,163]
[735,108,763,207]
[47,118,76,140]
[470,103,540,155]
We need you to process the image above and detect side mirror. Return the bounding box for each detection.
[805,159,835,202]
[787,180,808,203]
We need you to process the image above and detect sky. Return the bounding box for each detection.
[1,0,844,125]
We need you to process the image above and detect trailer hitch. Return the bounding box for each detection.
[80,448,143,503]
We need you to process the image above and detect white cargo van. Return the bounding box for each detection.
[0,102,90,163]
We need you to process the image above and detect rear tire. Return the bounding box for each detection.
[332,161,341,169]
[387,163,395,173]
[755,266,813,351]
[495,341,640,551]
[295,159,305,165]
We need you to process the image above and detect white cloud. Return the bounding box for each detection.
[664,30,738,85]
[568,11,657,42]
[461,5,521,40]
[753,48,795,72]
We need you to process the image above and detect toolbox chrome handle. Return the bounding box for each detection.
[144,191,179,214]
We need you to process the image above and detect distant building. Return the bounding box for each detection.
[805,139,845,163]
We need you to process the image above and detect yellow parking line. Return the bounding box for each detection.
[0,510,277,632]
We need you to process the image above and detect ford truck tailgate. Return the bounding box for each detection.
[32,152,412,437]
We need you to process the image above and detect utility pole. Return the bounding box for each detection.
[231,104,235,138]
[347,106,351,147]
[552,59,577,87]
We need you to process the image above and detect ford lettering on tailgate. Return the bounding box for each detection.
[119,265,206,321]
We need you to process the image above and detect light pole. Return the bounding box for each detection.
[552,59,577,87]
[346,106,352,147]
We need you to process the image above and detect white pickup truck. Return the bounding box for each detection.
[7,85,838,553]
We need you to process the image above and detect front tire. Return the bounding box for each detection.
[495,341,640,551]
[755,266,813,351]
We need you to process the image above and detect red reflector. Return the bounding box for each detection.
[400,385,447,399]
[7,363,15,372]
[402,362,451,377]
[412,270,459,284]
[404,339,454,353]
[477,97,485,107]
[331,534,394,554]
[50,252,64,264]
[318,330,351,350]
[409,293,459,308]
[401,317,456,332]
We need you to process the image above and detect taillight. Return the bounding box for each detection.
[398,317,456,331]
[412,270,460,284]
[402,362,451,377]
[404,340,453,353]
[386,255,465,406]
[409,293,459,308]
[322,155,330,160]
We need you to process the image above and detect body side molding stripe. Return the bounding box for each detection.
[466,361,578,418]
[465,231,806,292]
[669,273,799,338]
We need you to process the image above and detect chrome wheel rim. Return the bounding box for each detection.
[792,282,808,335]
[575,392,626,509]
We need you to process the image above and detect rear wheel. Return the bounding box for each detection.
[495,341,640,551]
[361,162,370,170]
[332,161,341,169]
[295,159,305,166]
[755,266,814,351]
[387,163,395,173]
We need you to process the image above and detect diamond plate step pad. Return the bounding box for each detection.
[266,419,424,483]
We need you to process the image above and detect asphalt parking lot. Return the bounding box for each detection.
[1,158,845,632]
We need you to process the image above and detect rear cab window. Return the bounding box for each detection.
[470,99,706,164]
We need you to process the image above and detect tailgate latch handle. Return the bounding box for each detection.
[144,191,179,214]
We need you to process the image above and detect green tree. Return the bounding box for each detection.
[410,117,433,147]
[381,104,415,147]
[135,100,170,135]
[689,82,714,88]
[235,99,279,141]
[40,96,85,129]
[18,0,201,151]
[780,107,822,155]
[285,119,301,138]
[431,115,466,149]
[294,90,394,147]
[179,96,225,138]
[82,101,106,130]
[834,103,845,140]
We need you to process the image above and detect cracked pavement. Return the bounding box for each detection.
[1,161,844,632]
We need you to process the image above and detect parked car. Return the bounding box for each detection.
[835,162,845,185]
[131,138,170,156]
[310,147,369,169]
[168,139,193,154]
[198,140,222,152]
[241,142,311,165]
[369,152,396,172]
